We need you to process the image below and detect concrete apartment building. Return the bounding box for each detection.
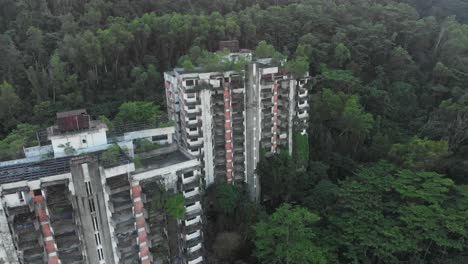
[164,49,310,200]
[0,110,204,264]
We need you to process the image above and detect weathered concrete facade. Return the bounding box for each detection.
[164,54,310,201]
[0,114,204,264]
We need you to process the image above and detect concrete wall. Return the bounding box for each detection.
[0,202,19,263]
[200,89,214,186]
[122,126,175,142]
[51,128,108,157]
[23,145,53,158]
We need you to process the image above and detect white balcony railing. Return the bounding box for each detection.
[185,202,201,213]
[186,128,200,137]
[188,242,202,253]
[298,101,309,109]
[186,118,198,125]
[185,230,201,241]
[187,149,200,157]
[185,216,201,226]
[183,188,200,198]
[298,112,309,119]
[298,90,308,98]
[188,256,203,264]
[184,105,200,114]
[187,138,203,147]
[183,173,198,184]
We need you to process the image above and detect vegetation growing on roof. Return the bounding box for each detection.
[101,144,121,166]
[0,124,39,161]
[178,48,248,72]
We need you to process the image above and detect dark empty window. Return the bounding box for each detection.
[184,171,194,178]
[189,127,197,132]
[82,139,87,144]
[152,135,168,141]
[33,189,41,196]
[186,80,194,86]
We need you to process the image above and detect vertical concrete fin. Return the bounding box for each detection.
[131,182,151,264]
[0,201,20,263]
[30,191,60,264]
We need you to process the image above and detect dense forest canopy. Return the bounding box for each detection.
[1,0,468,263]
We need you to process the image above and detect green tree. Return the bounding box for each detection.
[0,81,22,136]
[255,40,275,58]
[214,183,242,215]
[389,136,449,171]
[327,162,468,262]
[0,124,39,161]
[334,43,351,68]
[165,193,185,219]
[254,204,327,264]
[286,56,309,79]
[113,101,163,126]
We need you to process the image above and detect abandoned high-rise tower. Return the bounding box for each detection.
[164,47,309,201]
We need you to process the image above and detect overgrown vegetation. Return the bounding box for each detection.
[100,144,121,166]
[0,124,38,161]
[134,139,161,154]
[178,48,249,72]
[150,186,185,220]
[2,0,468,263]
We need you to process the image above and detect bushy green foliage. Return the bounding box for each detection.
[286,56,309,78]
[214,183,242,215]
[294,132,309,166]
[113,101,162,125]
[254,204,328,264]
[101,144,121,165]
[0,124,39,161]
[327,162,468,262]
[178,49,248,72]
[58,142,76,155]
[134,139,160,154]
[150,186,185,220]
[165,193,185,219]
[389,137,449,171]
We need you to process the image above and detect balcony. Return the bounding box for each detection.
[185,116,199,126]
[298,111,309,119]
[182,172,199,184]
[183,187,200,198]
[186,127,201,137]
[184,93,198,104]
[188,242,202,254]
[185,230,201,242]
[185,216,202,226]
[188,256,203,264]
[187,138,203,148]
[298,101,309,109]
[187,148,201,157]
[185,202,202,213]
[184,105,200,114]
[298,89,308,98]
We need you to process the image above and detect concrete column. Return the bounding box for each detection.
[224,84,234,183]
[131,183,151,264]
[288,79,297,155]
[70,156,115,264]
[272,82,279,152]
[200,89,214,185]
[30,191,60,264]
[0,201,19,263]
[245,63,261,202]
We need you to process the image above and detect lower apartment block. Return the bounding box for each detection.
[0,111,204,264]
